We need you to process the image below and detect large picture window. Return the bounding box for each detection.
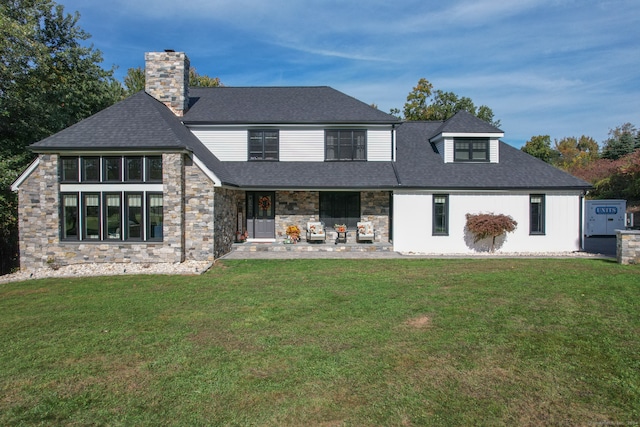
[248,130,279,160]
[319,192,360,228]
[454,138,489,162]
[530,194,545,235]
[433,194,449,235]
[325,130,366,161]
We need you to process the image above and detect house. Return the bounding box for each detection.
[11,51,591,269]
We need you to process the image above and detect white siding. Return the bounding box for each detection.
[190,125,394,162]
[367,129,392,161]
[393,190,582,254]
[190,128,247,161]
[280,129,325,161]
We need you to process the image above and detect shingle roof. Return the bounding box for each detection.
[220,161,398,189]
[30,91,235,185]
[395,121,591,190]
[431,109,503,136]
[184,87,400,124]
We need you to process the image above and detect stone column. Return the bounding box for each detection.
[616,230,640,265]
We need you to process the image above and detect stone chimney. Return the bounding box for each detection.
[145,50,190,116]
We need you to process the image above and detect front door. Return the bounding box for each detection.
[247,192,275,239]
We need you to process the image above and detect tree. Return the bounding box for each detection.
[402,78,500,127]
[189,67,222,87]
[554,135,599,170]
[602,123,637,160]
[465,213,517,252]
[0,0,122,273]
[521,135,555,163]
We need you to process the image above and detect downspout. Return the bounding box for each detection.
[579,191,586,250]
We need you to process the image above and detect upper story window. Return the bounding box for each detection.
[325,130,366,161]
[60,156,162,183]
[454,138,489,162]
[249,130,279,161]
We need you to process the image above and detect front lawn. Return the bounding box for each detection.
[1,259,638,426]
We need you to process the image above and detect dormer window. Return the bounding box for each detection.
[454,138,489,162]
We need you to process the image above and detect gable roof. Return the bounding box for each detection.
[395,121,590,190]
[430,110,503,138]
[183,86,400,124]
[29,92,235,185]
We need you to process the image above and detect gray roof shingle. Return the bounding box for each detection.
[395,121,590,190]
[184,86,400,124]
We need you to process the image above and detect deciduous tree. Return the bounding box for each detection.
[465,213,517,253]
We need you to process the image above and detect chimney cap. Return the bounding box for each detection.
[164,49,175,53]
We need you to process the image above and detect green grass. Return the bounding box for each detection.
[1,259,639,426]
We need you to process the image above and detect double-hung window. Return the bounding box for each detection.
[325,130,366,161]
[454,138,489,162]
[249,130,279,160]
[530,194,545,235]
[433,194,449,235]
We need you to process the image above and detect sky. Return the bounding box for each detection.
[59,0,640,148]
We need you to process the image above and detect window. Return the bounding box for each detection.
[104,193,122,239]
[433,194,449,235]
[325,130,366,161]
[83,193,101,239]
[530,194,545,235]
[319,192,360,228]
[82,157,100,181]
[103,157,122,181]
[125,193,143,240]
[248,130,279,160]
[61,193,79,240]
[125,157,143,181]
[454,138,489,162]
[147,193,163,240]
[146,156,163,182]
[60,157,79,182]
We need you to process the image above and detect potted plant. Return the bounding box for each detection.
[286,225,301,243]
[334,224,347,232]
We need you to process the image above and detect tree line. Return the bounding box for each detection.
[521,125,640,200]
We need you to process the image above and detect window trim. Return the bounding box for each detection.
[432,194,449,236]
[530,194,546,235]
[453,138,489,163]
[248,130,279,161]
[325,130,367,161]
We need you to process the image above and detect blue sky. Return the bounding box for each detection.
[61,0,639,148]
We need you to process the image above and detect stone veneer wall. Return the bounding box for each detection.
[17,153,190,270]
[144,51,190,116]
[616,230,640,265]
[213,188,245,259]
[275,190,390,242]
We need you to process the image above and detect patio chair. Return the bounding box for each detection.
[306,221,326,243]
[356,221,375,243]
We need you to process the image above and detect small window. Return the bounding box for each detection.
[530,194,545,235]
[60,157,79,182]
[249,130,279,160]
[82,157,100,182]
[104,193,122,240]
[433,194,449,235]
[125,157,143,182]
[325,130,366,161]
[61,193,79,240]
[125,193,143,240]
[147,193,163,240]
[83,193,101,239]
[103,157,122,182]
[146,156,163,182]
[454,138,489,162]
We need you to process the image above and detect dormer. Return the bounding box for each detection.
[428,111,504,163]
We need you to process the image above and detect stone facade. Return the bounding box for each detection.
[16,153,230,270]
[274,190,391,242]
[616,230,640,265]
[144,51,190,116]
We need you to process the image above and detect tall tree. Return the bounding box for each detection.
[402,78,500,127]
[0,0,122,273]
[602,123,637,160]
[521,135,556,163]
[554,135,599,170]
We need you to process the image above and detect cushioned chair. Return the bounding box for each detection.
[357,221,375,243]
[306,221,326,243]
